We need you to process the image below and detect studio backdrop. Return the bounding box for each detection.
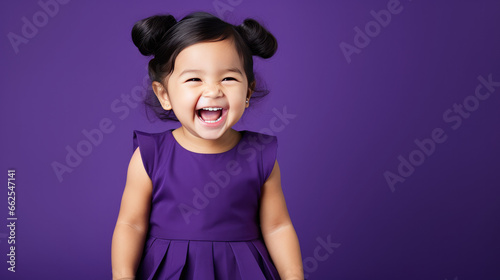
[1,0,499,279]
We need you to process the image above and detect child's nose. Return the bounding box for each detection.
[202,83,223,98]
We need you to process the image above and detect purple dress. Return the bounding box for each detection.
[132,128,281,280]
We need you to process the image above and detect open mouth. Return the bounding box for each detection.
[197,107,225,124]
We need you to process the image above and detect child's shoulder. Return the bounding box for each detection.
[242,130,278,143]
[132,128,173,151]
[132,129,173,177]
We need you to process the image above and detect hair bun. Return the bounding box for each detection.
[236,19,277,59]
[132,15,177,56]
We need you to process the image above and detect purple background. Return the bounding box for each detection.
[1,0,499,279]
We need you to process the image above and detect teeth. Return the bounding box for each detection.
[201,107,222,111]
[202,115,223,123]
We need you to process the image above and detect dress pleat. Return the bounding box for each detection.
[155,240,189,280]
[213,242,240,280]
[184,241,215,279]
[230,242,267,280]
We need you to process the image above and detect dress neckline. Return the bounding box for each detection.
[169,129,247,156]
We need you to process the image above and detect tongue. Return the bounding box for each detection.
[200,110,221,121]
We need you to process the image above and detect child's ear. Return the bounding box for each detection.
[248,80,256,95]
[246,81,255,108]
[152,81,171,110]
[247,81,255,99]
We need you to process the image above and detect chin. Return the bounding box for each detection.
[188,122,225,139]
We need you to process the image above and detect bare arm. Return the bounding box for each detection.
[111,147,152,280]
[260,160,304,280]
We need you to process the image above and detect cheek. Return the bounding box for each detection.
[228,91,246,106]
[170,88,195,106]
[233,84,249,100]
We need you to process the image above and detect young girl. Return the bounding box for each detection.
[111,11,303,280]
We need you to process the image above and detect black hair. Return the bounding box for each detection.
[131,11,278,122]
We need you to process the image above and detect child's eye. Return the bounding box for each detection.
[222,77,237,82]
[186,78,201,82]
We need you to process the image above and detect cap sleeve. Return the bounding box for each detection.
[260,133,278,185]
[133,130,156,179]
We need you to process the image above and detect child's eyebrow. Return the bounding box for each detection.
[179,68,243,76]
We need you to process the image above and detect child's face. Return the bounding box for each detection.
[156,39,250,140]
